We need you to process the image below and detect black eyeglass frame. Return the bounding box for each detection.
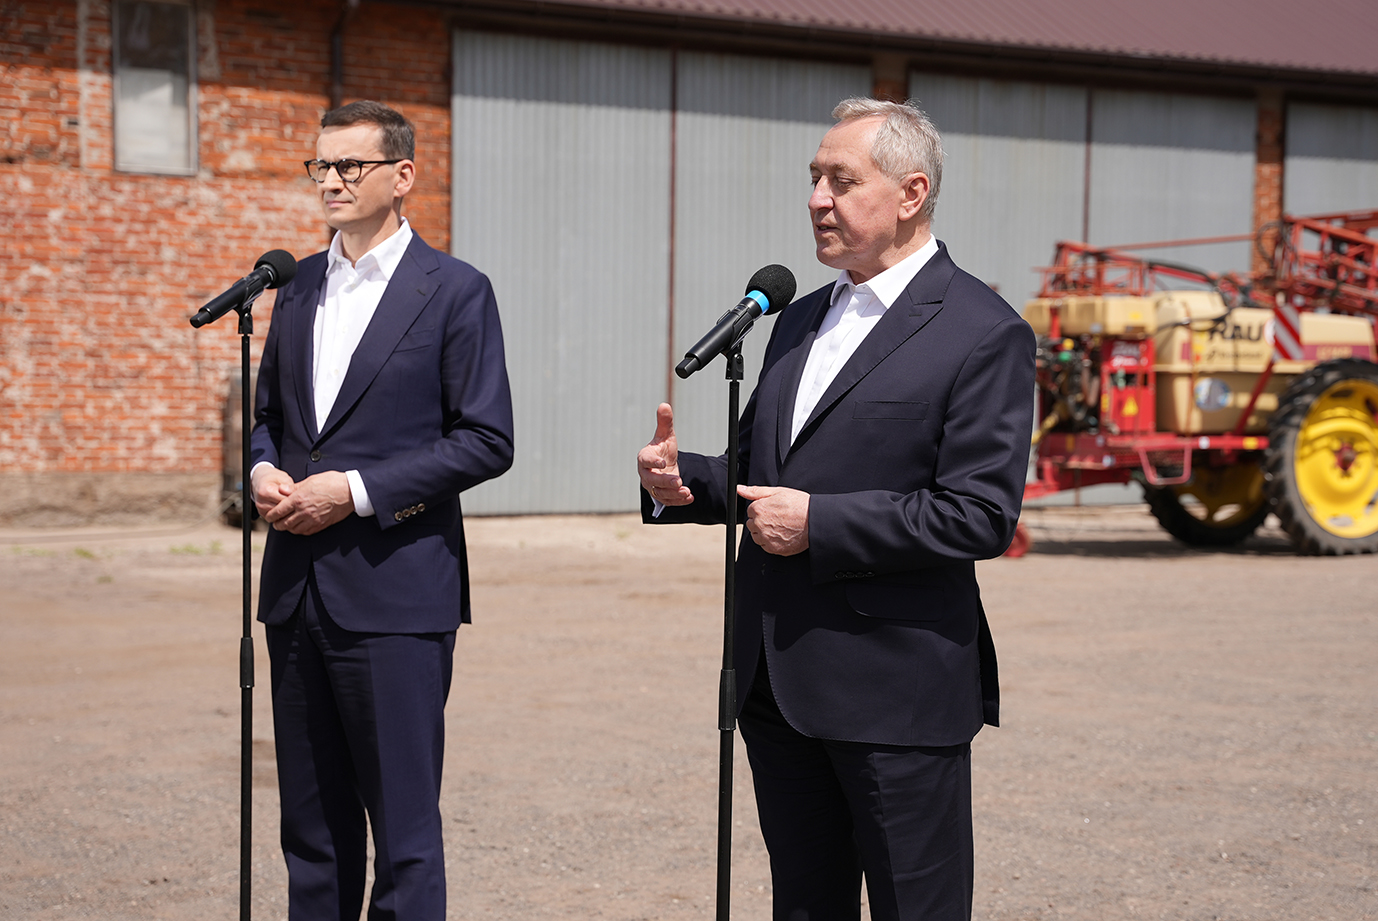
[303,158,405,183]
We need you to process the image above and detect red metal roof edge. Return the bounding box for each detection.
[508,0,1378,80]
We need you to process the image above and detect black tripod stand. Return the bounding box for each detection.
[189,300,259,921]
[674,263,795,920]
[713,342,745,921]
[189,249,295,921]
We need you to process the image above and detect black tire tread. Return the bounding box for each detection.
[1144,480,1270,547]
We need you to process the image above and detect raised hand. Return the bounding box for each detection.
[637,403,694,506]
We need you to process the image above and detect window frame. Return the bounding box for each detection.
[111,0,199,176]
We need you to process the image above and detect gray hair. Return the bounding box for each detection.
[831,97,944,224]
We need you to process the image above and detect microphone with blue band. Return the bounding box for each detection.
[675,264,797,379]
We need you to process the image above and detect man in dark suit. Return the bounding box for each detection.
[250,100,513,920]
[637,98,1035,920]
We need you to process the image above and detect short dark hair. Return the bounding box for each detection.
[321,100,415,160]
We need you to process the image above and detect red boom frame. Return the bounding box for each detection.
[1012,211,1378,555]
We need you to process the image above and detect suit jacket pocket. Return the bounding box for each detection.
[852,400,929,421]
[845,579,946,621]
[393,326,438,353]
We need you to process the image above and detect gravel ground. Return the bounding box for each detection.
[0,505,1375,920]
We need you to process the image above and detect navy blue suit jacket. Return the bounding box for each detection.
[251,233,514,634]
[646,243,1035,747]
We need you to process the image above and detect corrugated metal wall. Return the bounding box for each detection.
[451,33,673,514]
[1284,102,1378,213]
[910,74,1087,303]
[451,33,864,514]
[1087,90,1256,274]
[450,31,1372,516]
[911,77,1257,303]
[670,52,869,455]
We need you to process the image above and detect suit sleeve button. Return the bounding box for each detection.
[309,450,321,462]
[394,511,403,522]
[417,503,425,512]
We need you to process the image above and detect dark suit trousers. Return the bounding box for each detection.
[738,655,974,921]
[266,570,456,921]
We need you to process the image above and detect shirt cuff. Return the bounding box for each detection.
[346,470,374,518]
[651,497,665,518]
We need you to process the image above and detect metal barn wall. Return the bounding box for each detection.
[1087,90,1257,274]
[670,53,869,456]
[450,33,866,514]
[451,32,673,514]
[910,73,1088,304]
[1284,102,1378,214]
[909,78,1256,302]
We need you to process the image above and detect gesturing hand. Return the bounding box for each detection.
[637,403,694,506]
[738,484,809,555]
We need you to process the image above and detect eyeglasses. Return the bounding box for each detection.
[303,158,403,183]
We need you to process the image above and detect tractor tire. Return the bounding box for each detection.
[1144,461,1270,547]
[1264,358,1378,555]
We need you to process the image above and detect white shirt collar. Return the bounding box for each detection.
[326,217,414,279]
[829,235,941,308]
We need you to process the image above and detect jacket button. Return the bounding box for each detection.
[394,511,403,522]
[417,502,425,512]
[309,450,321,462]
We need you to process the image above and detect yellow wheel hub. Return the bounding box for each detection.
[1172,463,1266,527]
[1293,379,1378,538]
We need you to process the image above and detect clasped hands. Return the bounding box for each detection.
[637,402,809,556]
[251,467,355,535]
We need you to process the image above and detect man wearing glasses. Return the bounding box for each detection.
[250,100,513,920]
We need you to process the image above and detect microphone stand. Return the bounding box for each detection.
[234,303,255,921]
[190,294,260,921]
[715,341,743,921]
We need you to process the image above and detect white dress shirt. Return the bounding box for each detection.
[252,219,414,519]
[651,235,939,516]
[790,235,939,443]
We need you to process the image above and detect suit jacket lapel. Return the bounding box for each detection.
[288,256,328,442]
[316,237,441,442]
[792,243,958,446]
[775,287,833,464]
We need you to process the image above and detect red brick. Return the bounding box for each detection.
[0,0,451,474]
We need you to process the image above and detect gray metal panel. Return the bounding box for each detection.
[451,31,672,514]
[910,72,1088,304]
[1284,102,1378,214]
[670,53,870,455]
[1087,90,1256,274]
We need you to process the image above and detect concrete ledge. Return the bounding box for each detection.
[0,473,222,527]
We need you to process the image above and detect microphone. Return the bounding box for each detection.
[190,250,298,328]
[676,264,796,379]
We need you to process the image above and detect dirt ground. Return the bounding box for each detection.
[1,504,1375,920]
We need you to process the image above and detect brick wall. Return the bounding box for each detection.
[0,0,452,521]
[1251,89,1285,279]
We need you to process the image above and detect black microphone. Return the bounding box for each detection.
[190,250,298,328]
[676,264,796,379]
